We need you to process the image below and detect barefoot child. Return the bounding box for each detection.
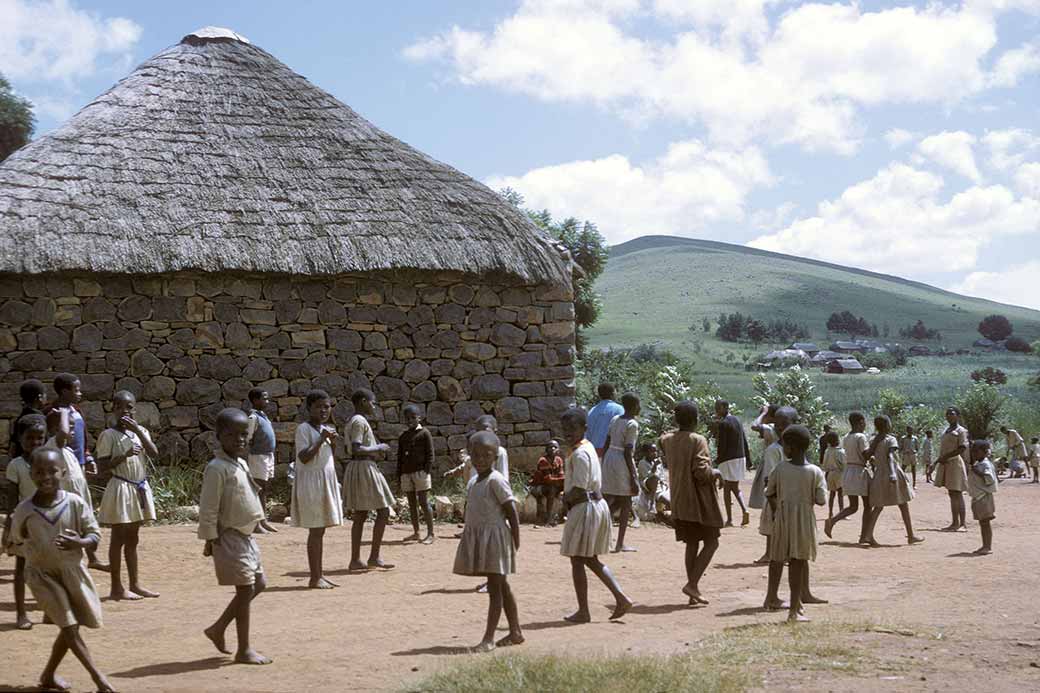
[824,412,872,543]
[967,439,997,555]
[11,448,113,691]
[1029,438,1040,483]
[477,415,510,479]
[660,400,722,606]
[244,388,278,533]
[935,407,969,532]
[45,409,96,534]
[922,430,935,483]
[821,431,845,518]
[714,400,751,527]
[5,414,47,630]
[96,390,159,600]
[529,440,565,526]
[8,379,44,456]
[899,426,919,489]
[199,408,271,665]
[453,431,523,652]
[864,416,924,547]
[767,425,826,623]
[754,406,795,568]
[344,389,395,571]
[559,407,633,623]
[292,390,343,589]
[397,404,435,544]
[601,393,641,553]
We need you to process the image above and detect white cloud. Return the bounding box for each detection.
[988,41,1040,87]
[982,128,1040,170]
[917,131,981,182]
[747,163,1040,275]
[0,0,141,82]
[884,128,915,148]
[953,261,1040,310]
[1013,161,1040,197]
[487,140,772,244]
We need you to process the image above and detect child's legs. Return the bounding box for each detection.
[831,494,858,524]
[308,527,326,578]
[897,503,915,536]
[59,624,109,687]
[406,491,419,533]
[725,481,747,513]
[569,557,589,614]
[417,490,434,533]
[722,484,732,521]
[788,559,806,613]
[866,505,883,540]
[481,574,505,644]
[123,522,144,587]
[951,491,965,526]
[859,494,873,540]
[586,556,628,604]
[837,489,844,511]
[615,497,633,548]
[691,536,719,589]
[14,555,28,620]
[980,519,993,549]
[211,574,266,634]
[683,540,699,585]
[765,560,783,605]
[256,479,269,514]
[108,524,127,590]
[41,629,70,683]
[369,508,389,561]
[350,512,366,563]
[501,577,521,634]
[233,582,257,656]
[828,490,836,516]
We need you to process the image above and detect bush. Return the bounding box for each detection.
[860,352,896,370]
[955,383,1007,440]
[1006,336,1033,353]
[872,388,942,433]
[642,365,724,444]
[978,314,1013,341]
[751,366,832,436]
[147,463,203,521]
[970,367,1007,385]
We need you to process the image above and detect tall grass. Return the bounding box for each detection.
[146,461,203,522]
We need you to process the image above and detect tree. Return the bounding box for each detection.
[955,383,1007,440]
[702,317,711,333]
[0,73,34,162]
[751,366,833,436]
[971,367,1007,385]
[977,314,1013,342]
[746,319,767,344]
[1006,336,1033,353]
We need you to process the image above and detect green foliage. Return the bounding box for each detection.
[978,314,1014,341]
[971,367,1008,385]
[955,383,1008,440]
[0,74,34,162]
[871,388,942,433]
[715,311,807,344]
[642,365,723,444]
[827,310,872,337]
[147,463,203,522]
[751,366,832,435]
[899,320,941,341]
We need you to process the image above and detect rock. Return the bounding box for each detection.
[165,406,199,428]
[37,325,70,350]
[114,377,143,398]
[195,322,224,348]
[31,298,56,326]
[436,376,466,402]
[435,303,465,324]
[403,359,431,383]
[142,376,176,401]
[167,277,196,296]
[185,297,207,322]
[132,277,162,296]
[166,356,197,378]
[225,322,252,349]
[374,376,410,401]
[426,401,453,426]
[312,374,347,397]
[222,377,253,402]
[541,321,575,343]
[79,374,114,400]
[462,342,496,361]
[73,278,102,297]
[513,381,546,397]
[495,397,531,423]
[296,280,328,302]
[259,378,290,398]
[45,277,74,297]
[376,305,407,326]
[392,284,417,306]
[241,309,276,325]
[454,401,484,425]
[433,495,456,520]
[292,329,325,347]
[54,304,82,326]
[474,287,501,307]
[501,288,530,306]
[263,279,293,300]
[433,330,461,349]
[243,358,274,381]
[131,349,165,376]
[269,504,289,523]
[169,327,195,349]
[71,324,103,352]
[364,332,388,351]
[327,328,363,351]
[152,296,187,321]
[410,380,437,402]
[361,357,387,376]
[530,396,573,425]
[491,323,526,347]
[472,374,509,400]
[318,300,347,325]
[117,295,152,321]
[134,401,161,429]
[420,286,446,304]
[356,281,383,304]
[106,351,130,375]
[227,279,262,299]
[174,505,200,522]
[0,300,32,327]
[524,430,552,445]
[175,378,222,405]
[521,494,539,522]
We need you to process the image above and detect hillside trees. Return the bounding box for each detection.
[715,312,808,343]
[0,73,34,162]
[899,320,941,341]
[978,314,1013,342]
[826,311,872,338]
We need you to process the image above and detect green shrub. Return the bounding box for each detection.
[752,366,833,435]
[955,383,1008,439]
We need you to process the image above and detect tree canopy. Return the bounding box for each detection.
[977,314,1013,342]
[0,73,34,162]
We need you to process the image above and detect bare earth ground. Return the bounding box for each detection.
[4,479,1040,692]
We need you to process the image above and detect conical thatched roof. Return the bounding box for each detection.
[0,27,571,285]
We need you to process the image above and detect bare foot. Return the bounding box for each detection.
[402,532,421,542]
[682,585,710,605]
[93,674,116,692]
[38,674,71,691]
[564,611,591,623]
[89,561,111,573]
[260,520,279,533]
[348,560,368,572]
[865,539,881,547]
[253,524,270,535]
[309,577,338,589]
[110,588,143,601]
[130,585,160,598]
[367,559,395,570]
[763,598,788,611]
[476,582,488,593]
[235,649,273,665]
[955,526,968,533]
[420,534,435,545]
[495,632,525,647]
[824,518,834,538]
[742,511,751,527]
[204,625,231,654]
[610,596,634,620]
[940,524,958,532]
[753,554,770,565]
[724,520,734,528]
[907,535,925,545]
[16,615,33,630]
[787,611,811,623]
[973,547,993,555]
[472,641,496,653]
[611,545,638,553]
[803,594,828,605]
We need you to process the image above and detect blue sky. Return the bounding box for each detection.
[3,0,1040,308]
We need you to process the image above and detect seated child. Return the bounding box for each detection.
[528,440,565,526]
[968,439,997,555]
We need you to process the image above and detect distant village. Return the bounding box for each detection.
[756,338,1008,374]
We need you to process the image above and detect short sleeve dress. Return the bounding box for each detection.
[4,456,34,557]
[822,447,845,492]
[840,432,872,497]
[343,415,395,512]
[868,435,914,506]
[936,425,969,492]
[756,442,784,536]
[560,441,612,557]
[11,491,103,628]
[967,459,997,520]
[453,470,516,576]
[600,417,639,497]
[44,437,94,514]
[766,461,826,562]
[96,427,157,525]
[292,422,344,528]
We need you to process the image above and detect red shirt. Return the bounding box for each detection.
[531,455,565,485]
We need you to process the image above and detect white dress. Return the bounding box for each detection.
[343,415,396,511]
[453,470,516,576]
[292,422,344,528]
[758,442,784,536]
[96,427,156,525]
[601,416,639,497]
[44,437,93,514]
[561,441,613,557]
[766,461,826,562]
[841,432,872,497]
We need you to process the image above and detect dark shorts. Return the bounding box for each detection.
[674,519,721,543]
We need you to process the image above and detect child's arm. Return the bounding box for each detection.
[95,430,126,473]
[813,469,827,506]
[421,429,434,475]
[56,497,101,551]
[297,427,334,464]
[503,500,520,551]
[50,407,71,448]
[196,464,224,549]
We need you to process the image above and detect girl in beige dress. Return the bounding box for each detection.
[96,391,160,601]
[344,388,396,572]
[600,394,641,553]
[5,413,47,630]
[293,390,344,590]
[821,431,845,518]
[559,407,633,624]
[864,416,923,547]
[453,431,523,652]
[935,407,970,531]
[11,448,113,692]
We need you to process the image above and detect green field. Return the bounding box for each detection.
[584,236,1040,414]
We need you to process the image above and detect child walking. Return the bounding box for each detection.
[199,408,271,665]
[600,393,641,553]
[821,431,845,518]
[968,440,997,554]
[899,426,919,489]
[559,407,633,623]
[453,430,523,652]
[766,425,826,623]
[864,416,924,546]
[660,400,722,606]
[753,406,795,568]
[922,430,935,483]
[824,412,872,543]
[96,390,159,600]
[244,388,279,533]
[5,413,47,630]
[1028,437,1040,483]
[344,388,395,571]
[292,389,344,589]
[397,403,435,544]
[11,448,113,691]
[528,440,565,526]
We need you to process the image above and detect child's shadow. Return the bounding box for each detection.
[264,585,316,593]
[391,645,470,657]
[629,603,700,615]
[947,551,986,558]
[419,587,477,596]
[544,541,562,546]
[521,619,584,632]
[112,656,229,678]
[819,541,869,549]
[715,606,769,618]
[713,562,761,570]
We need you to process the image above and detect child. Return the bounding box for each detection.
[766,425,826,623]
[45,408,96,526]
[477,415,510,479]
[864,416,924,547]
[821,431,845,518]
[452,430,523,652]
[1028,437,1040,483]
[752,406,795,568]
[344,389,395,571]
[600,392,641,553]
[824,412,872,543]
[199,408,271,665]
[8,378,44,456]
[559,407,633,623]
[659,400,722,606]
[5,413,47,630]
[935,407,969,532]
[292,389,344,589]
[714,399,751,527]
[922,430,935,483]
[397,403,435,544]
[899,425,919,488]
[96,390,159,600]
[528,440,565,526]
[244,388,278,533]
[11,448,113,691]
[967,439,997,555]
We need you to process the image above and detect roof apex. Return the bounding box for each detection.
[182,26,250,45]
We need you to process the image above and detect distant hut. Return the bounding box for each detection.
[0,27,577,470]
[831,341,865,354]
[908,345,931,356]
[790,342,820,357]
[810,350,843,366]
[763,348,810,366]
[826,358,866,374]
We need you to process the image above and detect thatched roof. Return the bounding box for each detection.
[0,27,571,285]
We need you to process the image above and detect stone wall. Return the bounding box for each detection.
[0,271,576,473]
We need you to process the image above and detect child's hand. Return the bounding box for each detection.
[54,529,88,551]
[203,540,213,557]
[120,416,142,433]
[377,443,390,453]
[322,428,339,443]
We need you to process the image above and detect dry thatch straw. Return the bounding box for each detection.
[0,27,571,286]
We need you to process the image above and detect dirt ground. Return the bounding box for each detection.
[4,478,1040,692]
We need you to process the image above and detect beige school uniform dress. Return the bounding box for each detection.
[968,459,997,521]
[463,446,510,486]
[1029,444,1040,470]
[96,427,156,526]
[898,435,918,471]
[561,440,612,557]
[936,425,969,492]
[4,456,34,557]
[841,432,872,497]
[822,446,845,492]
[758,442,784,536]
[11,491,103,628]
[198,450,266,586]
[869,435,914,506]
[766,461,826,562]
[44,437,93,514]
[343,415,395,512]
[292,422,344,528]
[601,416,639,497]
[453,470,516,576]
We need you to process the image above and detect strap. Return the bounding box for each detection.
[32,500,69,526]
[114,474,148,490]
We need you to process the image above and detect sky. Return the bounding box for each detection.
[3,0,1040,309]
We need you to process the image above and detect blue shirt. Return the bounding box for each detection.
[249,410,276,455]
[69,407,87,465]
[586,399,624,449]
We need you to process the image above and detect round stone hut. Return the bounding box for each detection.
[0,27,577,471]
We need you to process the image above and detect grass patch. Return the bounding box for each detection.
[405,620,887,693]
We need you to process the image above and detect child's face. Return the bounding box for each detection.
[945,409,958,425]
[877,420,890,435]
[28,391,44,408]
[218,417,250,458]
[113,396,135,419]
[468,439,498,473]
[403,409,420,429]
[971,445,989,462]
[253,392,271,410]
[21,426,46,456]
[545,441,559,457]
[561,416,584,446]
[359,396,376,417]
[851,418,865,433]
[30,451,65,493]
[310,397,332,423]
[60,380,83,404]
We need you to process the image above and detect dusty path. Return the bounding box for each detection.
[4,480,1040,692]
